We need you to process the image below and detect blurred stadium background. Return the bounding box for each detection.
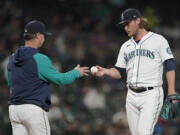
[0,0,180,135]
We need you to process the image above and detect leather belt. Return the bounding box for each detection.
[129,86,153,93]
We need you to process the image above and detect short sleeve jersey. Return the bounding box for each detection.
[115,32,174,87]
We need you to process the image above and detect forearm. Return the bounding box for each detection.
[104,68,121,79]
[166,70,176,95]
[51,69,80,85]
[39,69,80,86]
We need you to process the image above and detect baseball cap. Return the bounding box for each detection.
[24,20,52,36]
[118,8,141,25]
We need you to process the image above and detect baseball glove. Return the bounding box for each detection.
[161,94,180,120]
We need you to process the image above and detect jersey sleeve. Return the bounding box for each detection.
[159,36,174,62]
[115,45,126,68]
[33,53,81,86]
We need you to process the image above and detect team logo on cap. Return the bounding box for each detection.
[121,13,124,20]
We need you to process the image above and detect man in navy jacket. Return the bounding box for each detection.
[7,20,89,135]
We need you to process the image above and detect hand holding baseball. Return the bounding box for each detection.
[90,66,105,77]
[90,66,98,73]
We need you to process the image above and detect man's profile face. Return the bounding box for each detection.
[123,18,140,38]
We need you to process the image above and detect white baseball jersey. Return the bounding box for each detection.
[115,32,174,87]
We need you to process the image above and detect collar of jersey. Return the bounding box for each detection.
[131,31,153,45]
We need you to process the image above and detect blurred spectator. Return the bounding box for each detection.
[90,1,112,23]
[83,86,106,110]
[64,121,82,135]
[48,94,63,121]
[108,0,126,8]
[92,119,106,135]
[80,123,91,135]
[112,107,128,127]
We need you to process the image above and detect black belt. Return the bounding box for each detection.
[129,86,153,93]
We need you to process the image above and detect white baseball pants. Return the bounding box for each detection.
[9,104,50,135]
[126,86,164,135]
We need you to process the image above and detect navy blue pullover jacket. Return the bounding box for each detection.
[7,46,80,111]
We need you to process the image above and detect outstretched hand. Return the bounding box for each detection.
[91,65,105,77]
[75,64,89,77]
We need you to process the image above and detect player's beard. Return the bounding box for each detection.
[127,32,133,37]
[128,28,139,38]
[127,31,136,38]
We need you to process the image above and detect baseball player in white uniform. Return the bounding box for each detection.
[91,8,177,135]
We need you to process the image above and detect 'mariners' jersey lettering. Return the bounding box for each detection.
[125,49,155,62]
[115,32,174,87]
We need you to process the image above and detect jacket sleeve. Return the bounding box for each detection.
[33,53,81,86]
[6,69,11,87]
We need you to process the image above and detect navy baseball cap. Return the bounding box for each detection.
[118,8,141,25]
[24,20,52,36]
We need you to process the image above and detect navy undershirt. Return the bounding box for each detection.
[163,58,176,72]
[135,40,140,44]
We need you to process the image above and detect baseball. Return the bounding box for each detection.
[90,66,98,73]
